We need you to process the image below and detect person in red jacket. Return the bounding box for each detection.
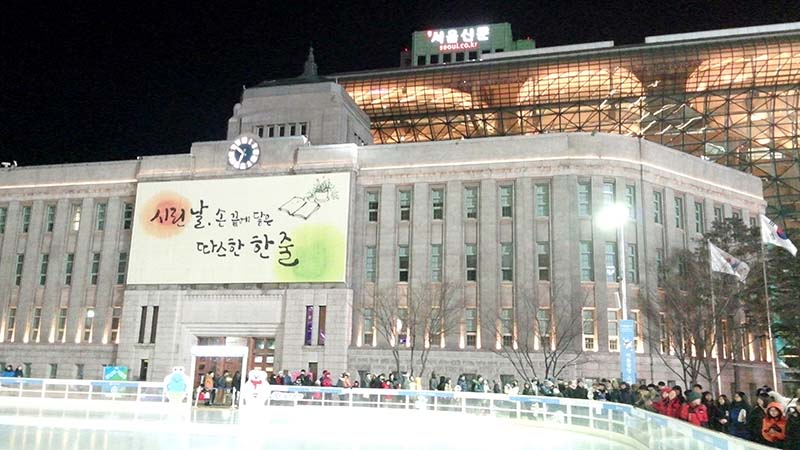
[654,386,684,419]
[761,401,787,447]
[680,392,709,427]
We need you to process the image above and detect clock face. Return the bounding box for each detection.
[228,137,261,170]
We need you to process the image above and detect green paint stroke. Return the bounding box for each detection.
[275,224,345,282]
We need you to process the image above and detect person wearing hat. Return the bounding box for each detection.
[680,391,709,427]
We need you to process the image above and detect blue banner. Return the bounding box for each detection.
[619,319,637,384]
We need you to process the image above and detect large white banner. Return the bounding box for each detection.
[127,173,351,284]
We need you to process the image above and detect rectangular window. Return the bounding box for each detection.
[365,246,377,282]
[430,244,442,282]
[397,308,408,346]
[304,305,314,346]
[317,305,326,346]
[626,244,638,284]
[110,307,122,343]
[431,188,444,220]
[465,308,477,347]
[49,364,58,379]
[300,123,307,136]
[83,308,94,343]
[149,306,159,344]
[749,216,756,228]
[417,55,426,65]
[501,308,513,347]
[398,246,409,282]
[39,254,49,286]
[578,182,592,216]
[535,183,550,217]
[656,248,665,287]
[455,52,465,62]
[605,242,618,282]
[659,313,669,354]
[6,307,16,342]
[625,185,636,220]
[45,204,56,232]
[279,125,286,137]
[95,203,107,231]
[653,191,663,224]
[695,202,705,234]
[31,307,42,342]
[75,364,84,380]
[22,205,32,233]
[631,310,642,352]
[90,253,100,285]
[367,191,379,222]
[0,207,6,233]
[537,242,550,281]
[15,254,24,286]
[137,306,147,344]
[501,243,513,281]
[580,241,594,282]
[290,124,297,136]
[464,186,479,219]
[468,50,478,60]
[582,308,596,351]
[65,254,74,285]
[602,182,615,206]
[123,203,134,230]
[537,308,551,344]
[608,309,620,352]
[399,190,411,221]
[116,252,128,284]
[499,185,513,218]
[732,209,741,219]
[442,53,452,63]
[57,308,67,342]
[253,125,264,137]
[674,196,684,229]
[267,125,275,138]
[362,308,374,346]
[430,54,439,64]
[714,206,723,224]
[465,244,477,281]
[71,204,81,231]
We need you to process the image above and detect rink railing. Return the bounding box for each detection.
[0,377,769,450]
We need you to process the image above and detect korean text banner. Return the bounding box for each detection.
[127,173,351,284]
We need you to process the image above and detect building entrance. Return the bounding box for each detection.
[189,343,248,407]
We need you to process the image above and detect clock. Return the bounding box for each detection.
[228,136,261,170]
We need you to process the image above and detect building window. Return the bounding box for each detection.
[602,182,615,206]
[123,203,134,230]
[49,364,58,379]
[253,125,264,137]
[443,53,452,63]
[0,207,6,233]
[304,305,314,346]
[116,252,128,284]
[398,246,409,282]
[578,182,592,216]
[399,190,412,221]
[21,205,32,233]
[75,364,84,380]
[625,185,636,220]
[653,191,663,224]
[535,183,550,217]
[631,310,642,352]
[501,243,513,281]
[674,196,684,229]
[57,308,68,342]
[137,306,147,344]
[31,307,42,343]
[397,308,409,346]
[365,246,377,282]
[658,313,669,354]
[367,191,379,222]
[45,204,56,232]
[465,308,477,347]
[499,185,513,218]
[749,216,756,228]
[537,242,550,281]
[537,308,551,347]
[65,254,74,285]
[608,309,620,352]
[6,307,16,342]
[464,186,479,219]
[95,203,107,231]
[626,244,638,284]
[110,307,122,343]
[465,244,477,281]
[605,242,618,282]
[417,55,426,65]
[579,241,593,282]
[90,253,101,285]
[714,206,723,223]
[14,254,24,286]
[429,54,439,64]
[455,52,465,62]
[431,188,444,220]
[71,204,81,231]
[430,244,442,282]
[695,202,705,234]
[39,254,49,286]
[721,319,730,359]
[317,305,326,346]
[468,51,478,60]
[362,308,374,346]
[732,209,741,219]
[656,248,665,287]
[501,308,513,347]
[582,308,596,351]
[83,308,94,343]
[149,306,159,344]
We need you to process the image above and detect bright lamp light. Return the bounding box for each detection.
[596,203,629,229]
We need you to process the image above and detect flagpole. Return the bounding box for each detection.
[708,241,723,397]
[760,243,779,389]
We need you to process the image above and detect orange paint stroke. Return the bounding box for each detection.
[139,191,192,238]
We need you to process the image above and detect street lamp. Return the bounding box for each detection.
[597,203,636,385]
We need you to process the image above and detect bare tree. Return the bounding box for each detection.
[360,282,462,378]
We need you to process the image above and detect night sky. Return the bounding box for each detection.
[2,1,798,167]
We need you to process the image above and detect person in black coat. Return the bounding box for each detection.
[748,394,770,445]
[616,382,635,405]
[712,395,731,434]
[784,406,799,450]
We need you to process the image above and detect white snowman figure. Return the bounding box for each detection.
[163,366,191,404]
[240,369,270,408]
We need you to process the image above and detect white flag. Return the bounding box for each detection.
[708,241,750,283]
[759,214,797,256]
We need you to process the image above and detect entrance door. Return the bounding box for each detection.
[247,337,276,375]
